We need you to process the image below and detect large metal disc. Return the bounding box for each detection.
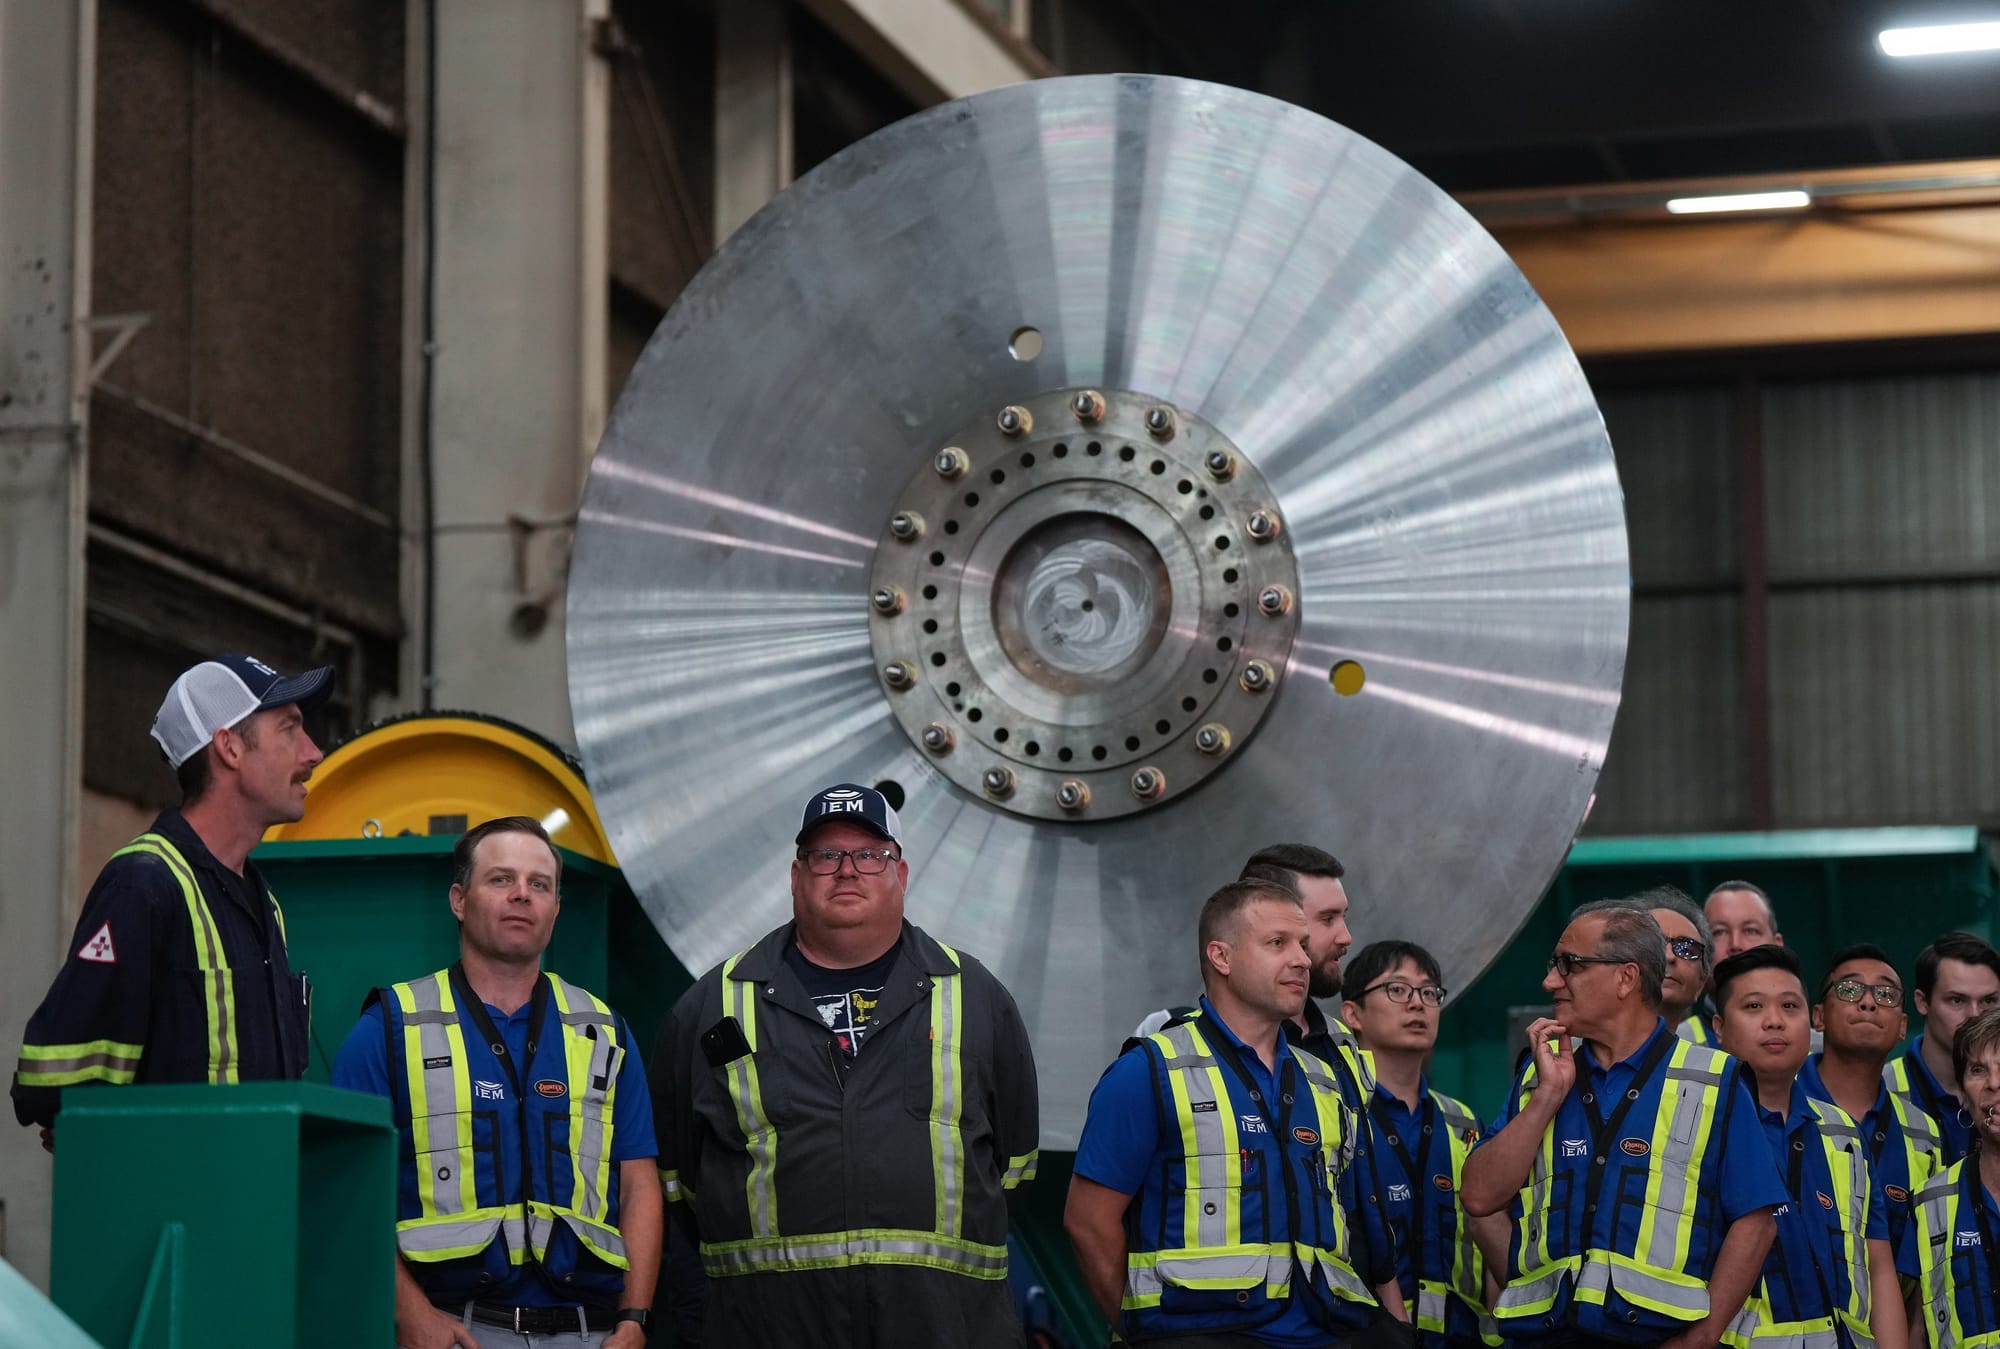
[569,75,1628,1146]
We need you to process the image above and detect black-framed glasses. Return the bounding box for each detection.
[1547,950,1628,978]
[1358,978,1448,1008]
[1826,977,1903,1008]
[1667,936,1707,963]
[797,846,901,875]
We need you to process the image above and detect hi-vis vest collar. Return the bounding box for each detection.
[389,967,629,1272]
[698,932,1020,1281]
[1121,1017,1374,1318]
[1723,1097,1877,1349]
[1495,1033,1727,1329]
[1916,1160,2000,1349]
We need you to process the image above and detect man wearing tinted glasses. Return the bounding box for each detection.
[1801,943,1945,1280]
[1462,899,1782,1349]
[652,783,1041,1346]
[1637,887,1717,1049]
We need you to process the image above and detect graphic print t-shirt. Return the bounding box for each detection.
[784,942,899,1057]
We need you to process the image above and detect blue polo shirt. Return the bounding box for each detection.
[1077,997,1357,1349]
[1480,1019,1788,1343]
[1799,1053,1929,1277]
[1756,1082,1889,1325]
[333,997,657,1307]
[1893,1036,1972,1164]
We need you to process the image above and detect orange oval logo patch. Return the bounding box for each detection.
[1433,1174,1454,1193]
[1293,1127,1319,1146]
[1887,1185,1910,1204]
[1817,1191,1834,1210]
[535,1079,566,1098]
[1620,1138,1649,1157]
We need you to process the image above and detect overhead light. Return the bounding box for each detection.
[1664,190,1812,215]
[1878,22,2000,56]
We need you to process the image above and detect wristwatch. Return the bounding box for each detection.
[615,1308,650,1329]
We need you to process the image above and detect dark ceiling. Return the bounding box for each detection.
[1060,0,2000,192]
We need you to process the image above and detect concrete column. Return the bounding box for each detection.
[414,0,609,744]
[0,0,95,1289]
[715,0,794,246]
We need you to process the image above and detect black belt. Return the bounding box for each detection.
[464,1302,620,1334]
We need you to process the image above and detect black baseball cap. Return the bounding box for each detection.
[794,783,904,849]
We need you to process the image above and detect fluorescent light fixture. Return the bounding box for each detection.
[1665,190,1812,215]
[1878,22,2000,56]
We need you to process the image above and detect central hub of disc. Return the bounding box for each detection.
[869,388,1302,820]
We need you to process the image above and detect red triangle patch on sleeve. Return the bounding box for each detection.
[78,922,117,965]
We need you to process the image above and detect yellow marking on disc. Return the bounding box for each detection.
[1330,661,1366,696]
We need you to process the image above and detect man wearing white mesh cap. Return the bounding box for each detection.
[12,654,333,1146]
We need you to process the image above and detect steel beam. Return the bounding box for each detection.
[714,0,793,245]
[0,0,94,1289]
[797,0,1049,108]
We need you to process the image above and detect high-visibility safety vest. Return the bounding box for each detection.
[379,967,630,1303]
[1915,1159,2000,1349]
[1494,1035,1730,1340]
[689,937,1030,1282]
[1120,1019,1376,1340]
[1887,1042,1972,1165]
[1801,1056,1944,1275]
[1392,1091,1501,1348]
[1675,1014,1717,1048]
[1722,1099,1877,1349]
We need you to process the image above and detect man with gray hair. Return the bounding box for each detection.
[1633,886,1719,1048]
[1462,898,1782,1349]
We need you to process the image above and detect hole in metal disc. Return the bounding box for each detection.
[923,584,939,600]
[990,468,1006,484]
[1217,636,1233,652]
[968,708,983,722]
[1086,441,1102,456]
[1199,505,1215,520]
[1214,536,1230,551]
[1009,326,1043,360]
[946,681,962,696]
[1155,719,1171,734]
[1025,741,1040,756]
[944,520,960,535]
[1181,696,1198,712]
[923,619,938,634]
[930,652,947,667]
[995,728,1010,743]
[929,550,945,565]
[1058,747,1074,762]
[874,779,907,810]
[1020,452,1035,467]
[1331,660,1367,696]
[1150,460,1166,475]
[1202,669,1219,684]
[1177,479,1193,494]
[1091,745,1108,761]
[1053,443,1068,458]
[1123,735,1140,751]
[1118,445,1136,462]
[965,492,980,507]
[1224,602,1239,618]
[991,513,1169,690]
[1223,568,1239,583]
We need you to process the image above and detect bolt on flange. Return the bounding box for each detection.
[1055,780,1090,812]
[871,586,906,615]
[882,660,918,690]
[933,447,970,479]
[1239,659,1275,693]
[921,723,954,753]
[1070,390,1106,424]
[1204,450,1236,482]
[1256,584,1292,617]
[1145,406,1175,439]
[1246,509,1282,543]
[889,510,925,542]
[1194,723,1232,755]
[1130,766,1166,799]
[982,766,1016,798]
[996,405,1032,437]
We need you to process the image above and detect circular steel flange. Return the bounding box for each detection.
[871,389,1298,820]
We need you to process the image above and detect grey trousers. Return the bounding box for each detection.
[450,1302,606,1348]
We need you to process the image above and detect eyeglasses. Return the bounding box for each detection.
[1547,950,1629,979]
[1667,936,1707,963]
[1826,977,1903,1008]
[797,846,901,875]
[1358,978,1448,1008]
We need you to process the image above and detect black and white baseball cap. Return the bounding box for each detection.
[794,783,904,850]
[151,654,336,769]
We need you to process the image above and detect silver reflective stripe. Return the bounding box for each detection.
[705,1232,1008,1276]
[407,976,467,1219]
[1819,1116,1871,1327]
[933,970,962,1238]
[721,958,778,1237]
[398,1213,522,1256]
[1158,1025,1228,1251]
[1637,1054,1721,1271]
[1495,1264,1566,1314]
[1577,1256,1709,1316]
[556,1210,628,1260]
[1418,1286,1449,1327]
[1918,1178,1958,1349]
[561,1010,614,1027]
[1728,1301,1761,1342]
[553,976,617,1225]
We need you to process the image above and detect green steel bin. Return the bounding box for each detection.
[51,1082,395,1348]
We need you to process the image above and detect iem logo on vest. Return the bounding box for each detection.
[1957,1230,1981,1249]
[1560,1138,1587,1157]
[535,1079,567,1098]
[474,1080,505,1101]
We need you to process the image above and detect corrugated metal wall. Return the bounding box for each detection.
[1592,367,2000,834]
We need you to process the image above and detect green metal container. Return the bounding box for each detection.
[51,1082,395,1348]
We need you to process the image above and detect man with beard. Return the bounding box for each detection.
[1910,1007,2000,1347]
[1887,932,2000,1165]
[1711,944,1907,1349]
[1068,879,1383,1348]
[1801,943,1945,1281]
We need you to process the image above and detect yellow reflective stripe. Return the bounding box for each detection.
[393,975,478,1220]
[549,978,620,1232]
[1002,1151,1038,1189]
[268,888,288,945]
[17,1038,145,1085]
[1635,1044,1723,1272]
[702,1227,1008,1279]
[115,836,237,1084]
[1917,1166,1966,1349]
[659,1167,687,1203]
[722,953,778,1237]
[929,953,965,1238]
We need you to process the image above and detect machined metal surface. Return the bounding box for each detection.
[568,75,1629,1146]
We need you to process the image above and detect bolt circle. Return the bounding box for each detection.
[1257,585,1291,616]
[1195,723,1232,755]
[1130,767,1166,799]
[1146,407,1175,438]
[872,586,906,615]
[982,766,1016,797]
[883,660,917,690]
[934,447,969,479]
[1240,659,1275,693]
[922,723,954,753]
[1071,390,1105,423]
[1056,780,1090,811]
[996,406,1032,437]
[1204,450,1236,481]
[1247,510,1280,542]
[890,510,925,541]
